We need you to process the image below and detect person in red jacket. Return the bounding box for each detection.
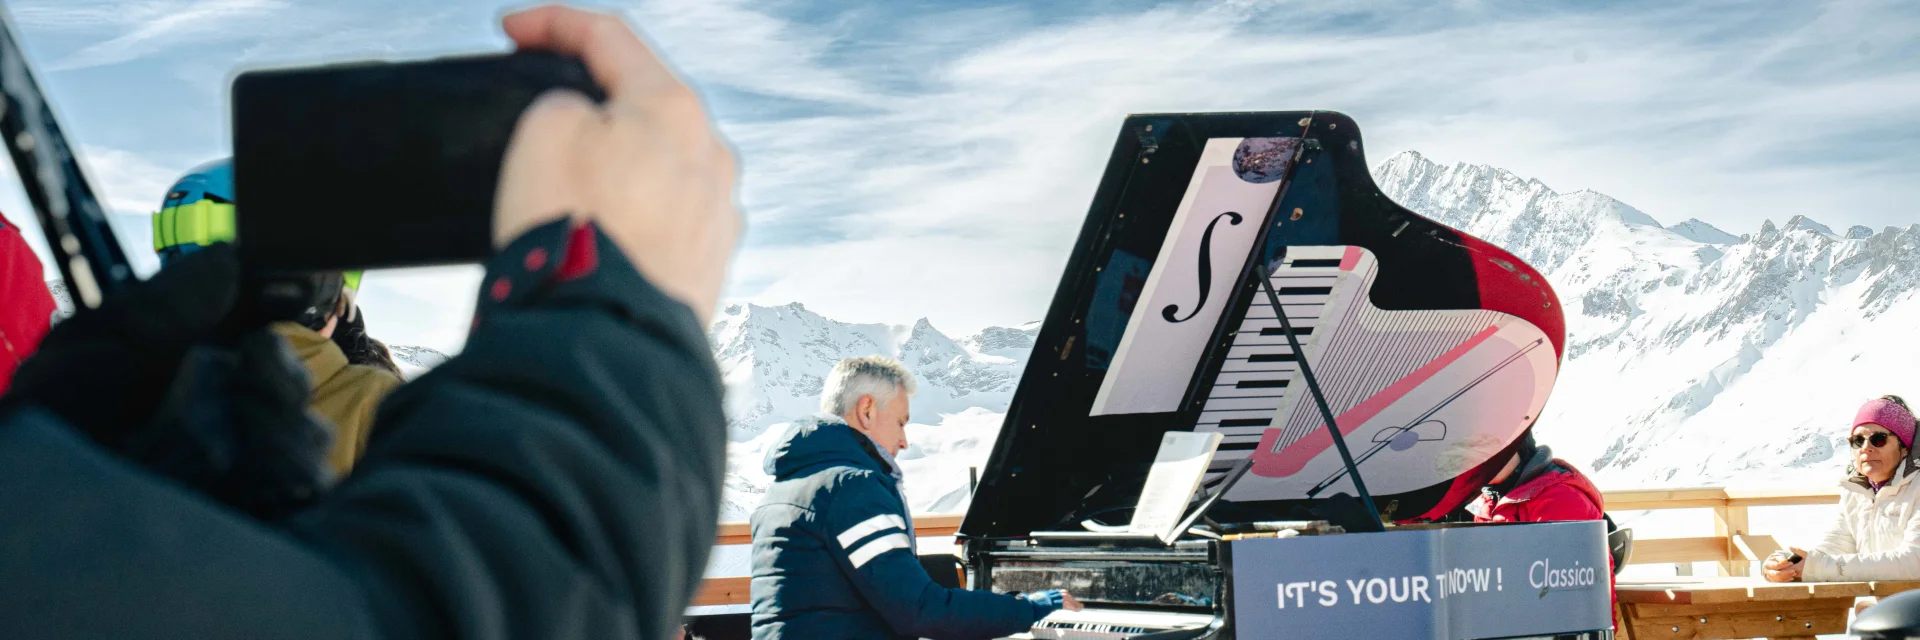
[1466,431,1616,621]
[0,210,57,395]
[1465,432,1605,523]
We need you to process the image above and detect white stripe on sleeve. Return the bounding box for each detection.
[836,513,908,548]
[847,533,913,569]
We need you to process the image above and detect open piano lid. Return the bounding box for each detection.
[959,112,1566,540]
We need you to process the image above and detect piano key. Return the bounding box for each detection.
[1287,258,1343,268]
[1217,441,1258,452]
[1274,286,1333,296]
[1214,371,1292,386]
[1236,316,1320,332]
[1218,359,1297,373]
[1264,274,1338,285]
[1202,396,1282,412]
[1207,381,1287,398]
[1213,422,1274,438]
[1225,344,1292,360]
[1210,416,1272,429]
[1242,303,1322,319]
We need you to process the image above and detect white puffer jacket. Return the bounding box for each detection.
[1803,464,1920,581]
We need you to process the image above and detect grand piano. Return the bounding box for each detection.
[959,112,1613,640]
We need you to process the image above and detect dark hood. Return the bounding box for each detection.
[764,417,892,480]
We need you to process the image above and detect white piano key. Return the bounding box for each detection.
[1224,344,1294,360]
[1242,303,1324,319]
[1234,319,1319,332]
[1213,370,1293,386]
[1211,425,1269,438]
[1219,359,1297,373]
[1265,274,1338,287]
[1197,410,1273,428]
[1202,396,1283,412]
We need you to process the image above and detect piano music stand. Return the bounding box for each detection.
[1168,457,1253,541]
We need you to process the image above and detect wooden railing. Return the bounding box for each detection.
[1605,486,1839,576]
[692,486,1842,607]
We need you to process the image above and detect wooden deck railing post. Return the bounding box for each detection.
[1713,498,1750,576]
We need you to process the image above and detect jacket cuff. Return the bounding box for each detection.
[1802,552,1834,581]
[475,218,707,352]
[1027,598,1060,623]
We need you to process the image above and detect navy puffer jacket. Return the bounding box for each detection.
[749,418,1046,639]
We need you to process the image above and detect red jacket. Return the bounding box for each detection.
[1464,457,1604,523]
[1,211,56,394]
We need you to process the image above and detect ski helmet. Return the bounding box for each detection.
[155,158,362,330]
[153,158,235,266]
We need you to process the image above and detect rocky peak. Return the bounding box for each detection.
[1668,218,1741,245]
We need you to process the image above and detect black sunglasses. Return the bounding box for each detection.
[1851,433,1896,449]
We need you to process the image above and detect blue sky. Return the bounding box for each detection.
[5,0,1918,348]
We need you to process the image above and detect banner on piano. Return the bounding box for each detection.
[1230,521,1611,639]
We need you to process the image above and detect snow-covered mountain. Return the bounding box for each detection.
[708,302,1035,442]
[1375,151,1920,490]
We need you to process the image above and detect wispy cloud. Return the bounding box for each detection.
[675,0,1920,332]
[24,0,295,71]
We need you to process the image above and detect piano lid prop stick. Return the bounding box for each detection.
[1256,259,1381,522]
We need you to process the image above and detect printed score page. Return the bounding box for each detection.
[1128,431,1224,544]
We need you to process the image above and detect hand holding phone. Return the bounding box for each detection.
[498,6,741,323]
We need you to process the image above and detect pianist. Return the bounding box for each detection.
[749,356,1081,640]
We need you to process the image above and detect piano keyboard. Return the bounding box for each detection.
[1195,247,1354,485]
[1013,608,1218,640]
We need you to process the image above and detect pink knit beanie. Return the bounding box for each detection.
[1855,398,1916,449]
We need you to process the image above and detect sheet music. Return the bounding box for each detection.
[1129,431,1223,543]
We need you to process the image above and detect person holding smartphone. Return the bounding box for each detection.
[0,5,740,639]
[1767,396,1920,596]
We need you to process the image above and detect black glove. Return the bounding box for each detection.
[130,329,335,519]
[3,244,333,519]
[330,304,403,377]
[2,243,240,446]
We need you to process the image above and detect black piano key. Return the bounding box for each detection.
[1217,441,1258,451]
[1218,418,1270,428]
[1258,327,1313,336]
[1235,379,1288,388]
[1289,258,1342,268]
[1248,353,1298,363]
[1276,286,1333,295]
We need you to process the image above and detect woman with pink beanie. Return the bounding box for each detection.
[1765,395,1920,586]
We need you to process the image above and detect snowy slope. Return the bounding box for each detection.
[1374,151,1920,493]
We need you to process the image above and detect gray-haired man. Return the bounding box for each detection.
[748,356,1079,639]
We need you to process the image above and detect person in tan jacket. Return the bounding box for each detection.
[155,159,402,474]
[272,309,402,474]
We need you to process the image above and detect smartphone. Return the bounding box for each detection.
[231,51,605,272]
